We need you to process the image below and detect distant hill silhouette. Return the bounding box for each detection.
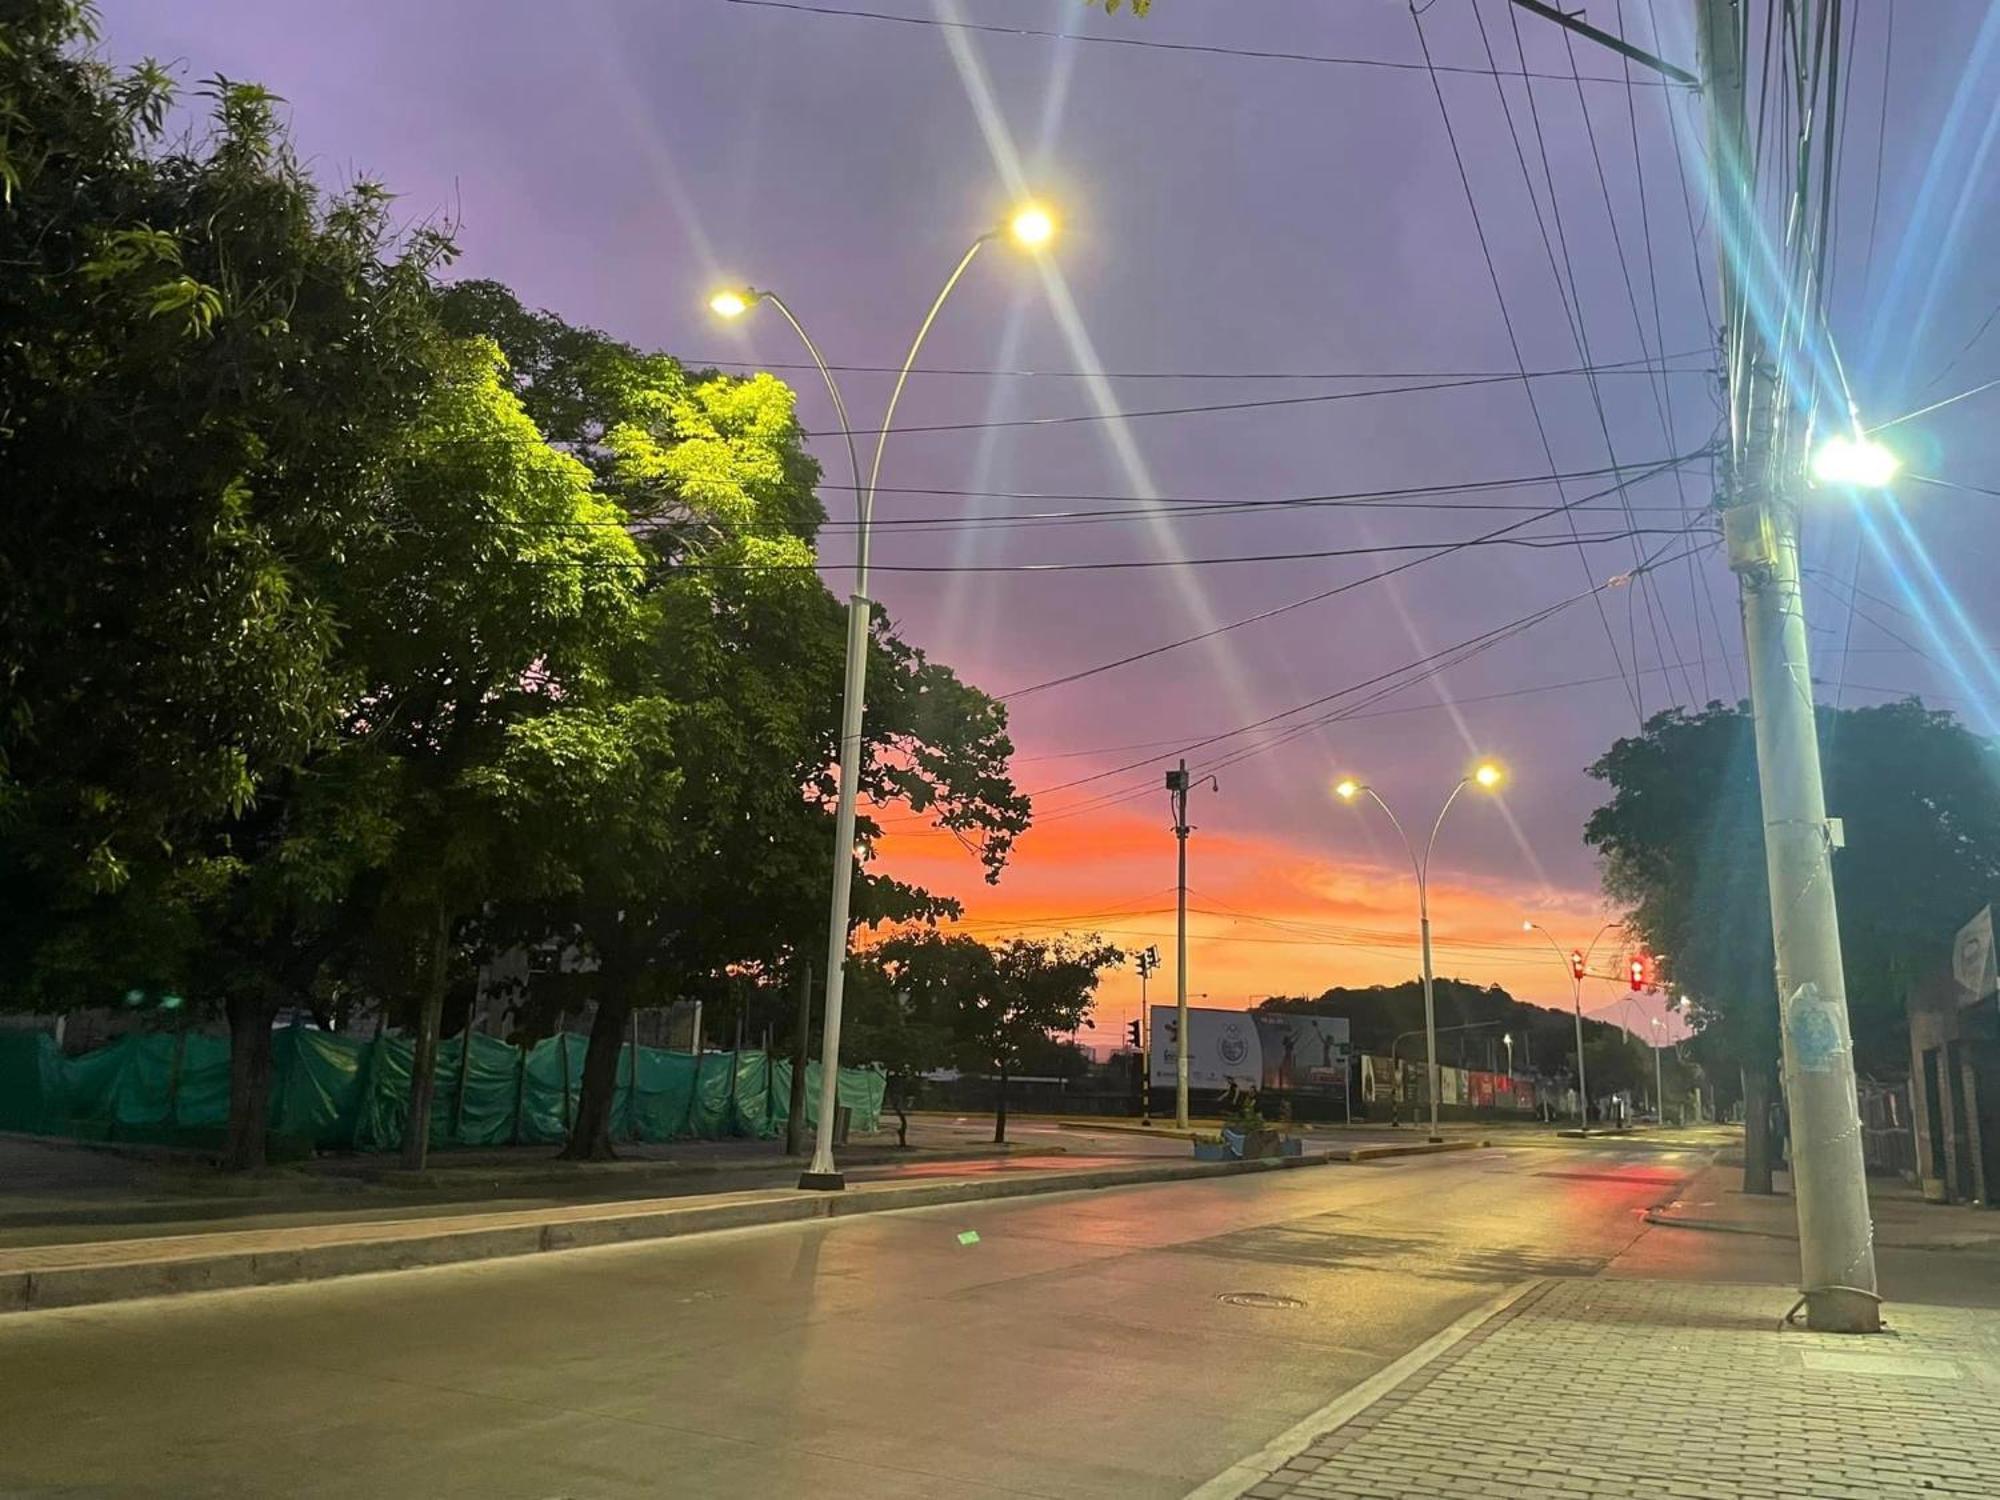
[1257,977,1635,1076]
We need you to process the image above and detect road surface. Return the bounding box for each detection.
[0,1142,1706,1498]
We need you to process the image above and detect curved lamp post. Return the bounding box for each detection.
[709,203,1056,1191]
[1522,918,1622,1133]
[1335,763,1504,1142]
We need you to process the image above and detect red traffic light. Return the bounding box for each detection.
[1569,949,1586,980]
[1629,956,1647,991]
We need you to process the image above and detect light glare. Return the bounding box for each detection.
[1333,778,1359,801]
[1008,204,1055,249]
[1812,433,1899,488]
[708,289,751,319]
[1473,762,1504,789]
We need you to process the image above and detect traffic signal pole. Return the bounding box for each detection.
[1570,958,1590,1135]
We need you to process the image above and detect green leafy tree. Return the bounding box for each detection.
[0,7,443,947]
[443,285,1031,1160]
[938,933,1123,1144]
[1585,699,2000,1190]
[841,952,958,1147]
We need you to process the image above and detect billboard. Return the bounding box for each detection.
[1151,1007,1350,1095]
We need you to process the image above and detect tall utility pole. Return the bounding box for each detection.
[1694,0,1879,1333]
[1506,0,1879,1341]
[1166,762,1215,1131]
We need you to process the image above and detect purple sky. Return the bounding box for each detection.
[97,0,2000,1019]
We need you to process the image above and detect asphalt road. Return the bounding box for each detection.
[0,1143,1705,1499]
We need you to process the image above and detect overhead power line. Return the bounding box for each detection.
[794,370,1637,440]
[1414,2,1645,724]
[720,0,1696,87]
[636,524,1691,575]
[997,449,1711,699]
[693,353,1717,383]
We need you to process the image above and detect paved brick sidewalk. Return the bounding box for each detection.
[1230,1278,2000,1500]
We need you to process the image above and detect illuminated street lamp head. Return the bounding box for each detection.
[1333,777,1361,802]
[1812,432,1899,488]
[1473,762,1504,790]
[1521,919,1536,933]
[1007,203,1056,249]
[707,288,755,320]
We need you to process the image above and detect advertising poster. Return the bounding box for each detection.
[1151,1007,1351,1097]
[1365,1054,1400,1104]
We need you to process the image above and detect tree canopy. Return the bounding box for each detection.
[1585,700,2000,1186]
[0,7,1031,1169]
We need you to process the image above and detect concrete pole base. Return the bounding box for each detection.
[797,1171,846,1192]
[1801,1286,1883,1334]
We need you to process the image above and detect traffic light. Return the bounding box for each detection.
[1629,956,1647,991]
[1569,949,1586,981]
[1126,1020,1142,1049]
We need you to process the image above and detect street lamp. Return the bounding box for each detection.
[1523,918,1621,1134]
[1335,762,1505,1142]
[712,201,1058,1192]
[1811,432,1899,488]
[1502,1031,1514,1078]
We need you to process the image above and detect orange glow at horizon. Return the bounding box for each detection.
[871,804,1620,1035]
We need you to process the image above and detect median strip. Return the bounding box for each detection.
[0,1140,1482,1314]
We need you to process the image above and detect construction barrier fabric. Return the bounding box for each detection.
[0,1027,884,1152]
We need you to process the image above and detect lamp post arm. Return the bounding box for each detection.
[858,234,990,594]
[1359,787,1423,894]
[1421,777,1473,888]
[756,291,866,518]
[1525,921,1569,967]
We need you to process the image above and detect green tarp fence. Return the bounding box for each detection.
[0,1026,884,1152]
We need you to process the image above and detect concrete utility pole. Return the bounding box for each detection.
[1166,762,1216,1130]
[1508,0,1879,1342]
[1693,0,1878,1331]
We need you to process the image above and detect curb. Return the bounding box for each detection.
[1345,1140,1486,1161]
[0,1145,1388,1315]
[1643,1208,2000,1252]
[0,1143,1056,1232]
[1181,1279,1544,1499]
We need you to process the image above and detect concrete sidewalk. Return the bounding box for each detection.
[1200,1276,2000,1500]
[1648,1164,2000,1250]
[0,1137,1484,1314]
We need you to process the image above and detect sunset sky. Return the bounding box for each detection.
[100,1,2000,1046]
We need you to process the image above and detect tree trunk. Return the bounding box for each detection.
[223,991,276,1172]
[400,903,452,1171]
[1741,1062,1776,1196]
[785,962,812,1156]
[994,1062,1008,1145]
[563,989,633,1160]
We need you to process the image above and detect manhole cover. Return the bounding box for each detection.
[1218,1291,1306,1310]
